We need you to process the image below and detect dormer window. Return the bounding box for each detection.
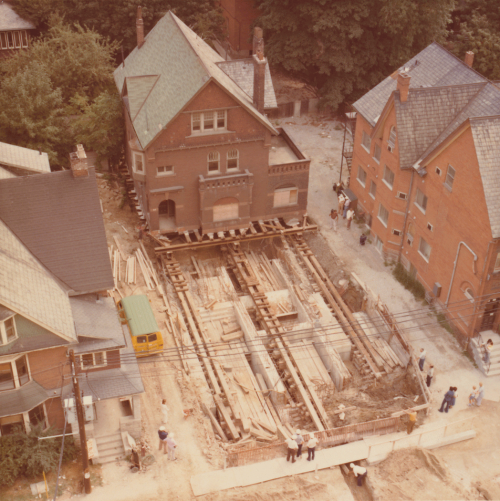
[0,309,17,345]
[388,126,397,152]
[191,110,227,134]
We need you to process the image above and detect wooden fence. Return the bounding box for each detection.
[226,416,400,467]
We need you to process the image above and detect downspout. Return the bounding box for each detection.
[445,241,478,306]
[398,169,415,263]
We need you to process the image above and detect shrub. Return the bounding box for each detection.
[392,262,426,300]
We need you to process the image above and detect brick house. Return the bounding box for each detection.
[220,0,260,57]
[114,10,310,235]
[0,153,144,456]
[0,2,35,60]
[348,43,500,342]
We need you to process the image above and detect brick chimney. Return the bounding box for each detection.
[397,72,411,103]
[464,51,474,68]
[136,6,145,49]
[252,27,266,114]
[69,144,88,178]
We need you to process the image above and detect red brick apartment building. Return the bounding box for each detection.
[348,43,500,340]
[115,9,309,236]
[0,2,35,60]
[220,0,260,57]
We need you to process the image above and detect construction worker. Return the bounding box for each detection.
[350,463,368,486]
[286,436,298,463]
[403,409,417,434]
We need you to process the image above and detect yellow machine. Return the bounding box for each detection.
[117,295,163,357]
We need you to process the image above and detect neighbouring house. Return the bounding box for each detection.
[0,2,35,60]
[348,42,500,349]
[0,141,51,179]
[220,0,260,57]
[0,148,144,460]
[115,9,309,235]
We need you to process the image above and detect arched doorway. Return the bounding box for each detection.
[158,200,175,231]
[213,197,239,222]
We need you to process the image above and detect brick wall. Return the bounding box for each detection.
[220,0,261,55]
[28,346,71,391]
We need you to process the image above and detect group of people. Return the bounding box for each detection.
[285,430,319,463]
[330,193,355,231]
[157,399,178,460]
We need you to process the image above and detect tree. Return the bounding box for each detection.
[255,0,454,110]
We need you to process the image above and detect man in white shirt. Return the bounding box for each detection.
[286,436,298,463]
[418,348,426,371]
[295,430,304,458]
[346,208,355,229]
[350,463,367,486]
[166,433,177,461]
[306,436,319,461]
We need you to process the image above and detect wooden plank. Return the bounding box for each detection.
[193,229,203,242]
[214,395,240,440]
[250,416,277,434]
[221,331,244,342]
[391,403,429,417]
[113,235,127,260]
[202,403,228,442]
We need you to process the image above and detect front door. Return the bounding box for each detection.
[480,298,500,331]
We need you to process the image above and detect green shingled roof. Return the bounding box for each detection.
[120,295,159,337]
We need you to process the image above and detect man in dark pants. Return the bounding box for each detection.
[306,436,319,461]
[438,387,455,413]
[286,436,298,463]
[295,430,304,459]
[351,463,368,486]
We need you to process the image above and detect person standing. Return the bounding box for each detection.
[418,348,426,371]
[343,197,350,219]
[158,426,168,454]
[346,208,354,229]
[161,399,169,425]
[449,387,458,409]
[166,432,177,460]
[350,463,368,487]
[426,365,434,387]
[403,409,417,434]
[330,209,338,231]
[338,194,345,217]
[481,339,493,368]
[438,387,455,413]
[468,386,478,406]
[306,435,319,461]
[286,436,298,463]
[475,382,485,407]
[295,430,304,458]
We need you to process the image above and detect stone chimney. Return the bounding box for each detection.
[136,6,145,49]
[69,144,88,178]
[397,72,411,103]
[464,51,474,68]
[252,27,266,114]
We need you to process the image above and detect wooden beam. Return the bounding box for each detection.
[202,403,228,442]
[214,395,240,440]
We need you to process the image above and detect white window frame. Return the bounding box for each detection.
[397,192,407,200]
[191,110,227,134]
[227,149,239,171]
[445,164,455,191]
[464,288,474,303]
[369,181,376,199]
[132,152,144,174]
[273,187,298,208]
[0,354,31,392]
[415,188,428,214]
[375,235,384,253]
[356,165,367,187]
[0,31,28,50]
[435,167,442,176]
[157,165,174,177]
[388,126,397,151]
[80,352,107,370]
[208,151,220,174]
[392,229,402,236]
[378,203,389,227]
[0,314,17,345]
[382,165,395,190]
[373,143,381,163]
[361,131,371,153]
[418,237,431,262]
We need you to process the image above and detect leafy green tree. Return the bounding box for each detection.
[255,0,454,110]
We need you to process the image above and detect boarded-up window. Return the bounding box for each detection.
[213,198,239,222]
[274,187,298,207]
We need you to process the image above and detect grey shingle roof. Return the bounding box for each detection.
[0,220,76,341]
[470,117,500,238]
[0,381,48,418]
[0,3,35,31]
[394,83,485,169]
[0,141,51,173]
[216,59,278,109]
[354,42,487,126]
[114,11,277,150]
[0,168,114,294]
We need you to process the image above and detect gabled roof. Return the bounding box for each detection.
[394,83,485,169]
[114,11,277,150]
[0,168,113,294]
[0,3,35,31]
[354,42,487,127]
[0,141,51,174]
[0,219,76,341]
[216,59,278,109]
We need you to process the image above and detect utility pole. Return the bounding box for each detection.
[69,350,92,494]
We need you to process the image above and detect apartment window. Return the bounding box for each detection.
[392,229,402,236]
[369,181,377,199]
[383,165,395,190]
[388,126,397,151]
[362,131,371,152]
[227,149,239,171]
[157,165,174,176]
[445,165,455,190]
[357,166,367,187]
[373,143,381,163]
[15,356,29,386]
[418,237,431,262]
[274,187,298,207]
[435,167,442,176]
[378,203,389,227]
[208,151,220,173]
[0,363,15,391]
[464,288,474,303]
[81,352,107,369]
[133,152,144,173]
[427,222,433,232]
[415,188,428,213]
[495,252,500,272]
[191,110,227,134]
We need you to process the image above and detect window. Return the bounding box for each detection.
[435,167,441,176]
[157,165,174,176]
[369,181,377,199]
[357,166,367,187]
[464,288,474,303]
[373,144,381,163]
[29,404,46,428]
[388,126,397,151]
[375,235,383,253]
[0,363,15,391]
[392,229,402,236]
[445,165,455,190]
[208,151,220,173]
[378,203,389,227]
[5,318,16,341]
[133,152,144,173]
[397,192,407,200]
[0,31,28,50]
[427,222,433,232]
[213,197,239,222]
[418,237,431,261]
[495,252,500,272]
[415,188,428,213]
[191,110,227,134]
[274,187,298,207]
[383,165,395,189]
[80,352,107,369]
[0,313,17,344]
[15,356,29,386]
[227,149,239,171]
[362,131,371,152]
[0,414,24,436]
